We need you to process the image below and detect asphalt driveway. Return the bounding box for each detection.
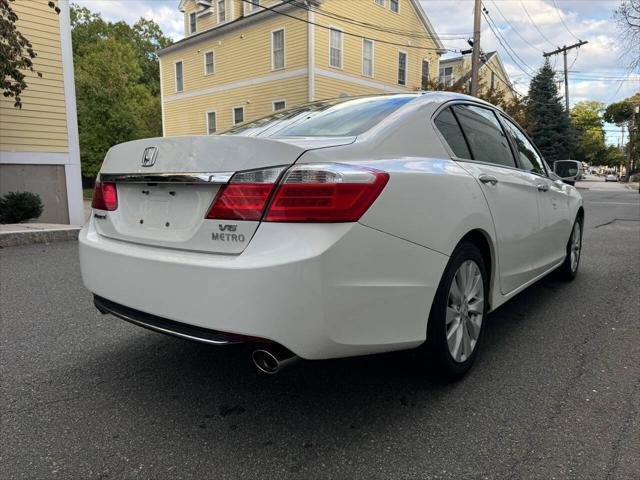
[1,184,639,479]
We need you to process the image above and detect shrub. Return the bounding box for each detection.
[630,173,640,183]
[0,191,44,224]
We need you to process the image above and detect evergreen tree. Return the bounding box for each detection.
[526,60,575,163]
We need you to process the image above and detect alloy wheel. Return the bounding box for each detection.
[570,221,582,272]
[446,260,484,363]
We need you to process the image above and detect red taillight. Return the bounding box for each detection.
[91,180,118,211]
[205,167,284,221]
[206,163,388,223]
[265,164,388,222]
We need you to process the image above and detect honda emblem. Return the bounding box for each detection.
[141,147,158,167]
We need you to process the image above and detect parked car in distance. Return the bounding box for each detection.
[80,93,584,380]
[605,173,618,182]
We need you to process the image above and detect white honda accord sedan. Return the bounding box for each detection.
[80,92,584,379]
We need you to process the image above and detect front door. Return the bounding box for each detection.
[500,116,571,276]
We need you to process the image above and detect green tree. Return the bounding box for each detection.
[70,6,171,96]
[526,60,575,162]
[570,101,606,164]
[1,0,58,108]
[604,92,640,181]
[70,5,171,177]
[75,38,158,177]
[602,145,626,169]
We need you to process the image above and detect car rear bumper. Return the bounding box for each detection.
[79,219,448,359]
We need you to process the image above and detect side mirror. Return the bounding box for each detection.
[553,160,583,185]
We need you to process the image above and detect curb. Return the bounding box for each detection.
[0,228,81,248]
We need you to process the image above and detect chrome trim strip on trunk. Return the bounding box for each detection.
[99,172,234,184]
[94,295,239,345]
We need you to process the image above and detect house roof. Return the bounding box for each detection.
[161,0,446,56]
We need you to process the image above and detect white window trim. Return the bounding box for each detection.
[328,25,344,70]
[373,0,385,8]
[244,0,261,15]
[421,58,430,88]
[203,50,215,76]
[271,27,286,71]
[232,105,245,125]
[174,59,184,93]
[206,110,217,134]
[389,0,400,14]
[362,38,374,78]
[397,50,407,86]
[217,0,227,24]
[272,99,287,111]
[189,12,197,34]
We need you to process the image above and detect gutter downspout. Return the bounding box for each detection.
[307,4,315,102]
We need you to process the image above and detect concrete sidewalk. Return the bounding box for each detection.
[0,200,90,247]
[0,223,82,248]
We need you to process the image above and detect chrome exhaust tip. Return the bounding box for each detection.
[251,348,298,374]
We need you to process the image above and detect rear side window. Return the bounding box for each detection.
[434,108,471,159]
[501,116,547,175]
[453,105,515,168]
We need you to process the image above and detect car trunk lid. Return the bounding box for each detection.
[93,135,353,254]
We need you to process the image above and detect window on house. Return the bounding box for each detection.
[362,39,374,77]
[421,59,430,90]
[397,51,407,85]
[329,28,343,68]
[189,12,197,34]
[373,0,384,6]
[491,71,496,90]
[233,106,245,125]
[439,66,453,86]
[175,61,184,92]
[207,111,217,134]
[217,0,226,23]
[272,29,285,70]
[204,51,214,75]
[273,100,286,111]
[245,0,260,13]
[390,0,399,13]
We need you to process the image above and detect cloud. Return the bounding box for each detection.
[75,0,184,40]
[422,0,639,107]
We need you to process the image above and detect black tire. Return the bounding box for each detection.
[557,215,583,281]
[420,241,488,381]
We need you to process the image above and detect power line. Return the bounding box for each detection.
[551,0,582,43]
[488,0,543,53]
[482,7,536,78]
[296,1,471,41]
[239,0,457,53]
[520,0,557,49]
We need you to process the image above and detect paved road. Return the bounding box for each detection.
[2,184,639,480]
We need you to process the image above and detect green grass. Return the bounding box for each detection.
[83,188,93,200]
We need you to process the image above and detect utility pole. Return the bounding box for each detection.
[543,40,588,112]
[470,0,482,96]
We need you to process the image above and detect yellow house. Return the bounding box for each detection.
[438,51,516,103]
[158,0,446,136]
[0,0,83,224]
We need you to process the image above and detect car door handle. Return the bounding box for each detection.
[537,183,549,192]
[478,175,498,186]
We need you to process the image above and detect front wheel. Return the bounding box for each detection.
[557,216,583,281]
[421,241,488,381]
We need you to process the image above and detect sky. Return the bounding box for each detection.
[76,0,639,145]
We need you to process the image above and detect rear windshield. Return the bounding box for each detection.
[223,95,416,137]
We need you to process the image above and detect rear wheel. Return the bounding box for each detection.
[422,241,488,381]
[557,216,582,281]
